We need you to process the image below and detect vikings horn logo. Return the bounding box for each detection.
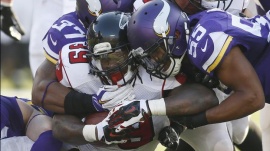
[86,0,102,16]
[153,0,170,37]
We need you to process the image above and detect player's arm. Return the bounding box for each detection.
[52,114,88,145]
[163,83,219,116]
[32,60,104,116]
[32,59,70,113]
[167,46,265,129]
[205,46,265,123]
[107,83,219,132]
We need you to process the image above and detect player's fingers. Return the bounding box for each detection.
[108,115,125,128]
[115,114,143,133]
[103,85,119,91]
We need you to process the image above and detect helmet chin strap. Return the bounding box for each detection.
[162,51,186,77]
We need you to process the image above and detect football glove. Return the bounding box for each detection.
[92,85,135,111]
[0,5,25,41]
[83,114,129,144]
[158,121,186,150]
[108,100,150,133]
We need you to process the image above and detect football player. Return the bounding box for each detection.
[163,0,264,150]
[106,0,270,150]
[1,95,61,151]
[52,11,221,151]
[170,1,270,151]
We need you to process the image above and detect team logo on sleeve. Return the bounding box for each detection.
[50,35,57,46]
[201,39,208,52]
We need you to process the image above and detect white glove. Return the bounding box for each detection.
[107,98,166,133]
[92,84,135,111]
[107,100,150,133]
[101,84,135,110]
[83,114,129,144]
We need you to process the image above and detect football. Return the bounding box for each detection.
[84,111,109,125]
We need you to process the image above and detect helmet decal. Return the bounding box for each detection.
[86,0,102,16]
[119,12,129,30]
[153,0,170,37]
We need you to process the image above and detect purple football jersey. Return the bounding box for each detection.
[1,96,25,139]
[255,44,270,103]
[187,9,270,103]
[42,12,87,64]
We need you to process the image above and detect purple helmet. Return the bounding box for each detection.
[76,0,135,28]
[128,0,189,79]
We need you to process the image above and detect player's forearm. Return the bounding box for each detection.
[32,60,70,113]
[32,60,100,116]
[206,91,265,124]
[148,83,219,116]
[52,115,88,145]
[207,47,265,123]
[166,83,218,115]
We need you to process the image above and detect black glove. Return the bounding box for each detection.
[158,121,186,150]
[0,5,25,41]
[170,112,208,129]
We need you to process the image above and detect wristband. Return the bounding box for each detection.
[191,111,208,128]
[64,90,97,116]
[148,98,166,115]
[83,125,97,142]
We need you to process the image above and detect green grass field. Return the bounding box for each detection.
[0,76,261,151]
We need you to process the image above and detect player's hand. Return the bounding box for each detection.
[83,114,129,144]
[96,115,130,144]
[0,5,25,41]
[158,121,186,150]
[107,100,150,133]
[92,85,135,111]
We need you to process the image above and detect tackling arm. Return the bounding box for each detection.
[164,83,219,116]
[205,47,265,124]
[170,47,265,129]
[52,114,88,145]
[32,60,71,113]
[108,82,219,131]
